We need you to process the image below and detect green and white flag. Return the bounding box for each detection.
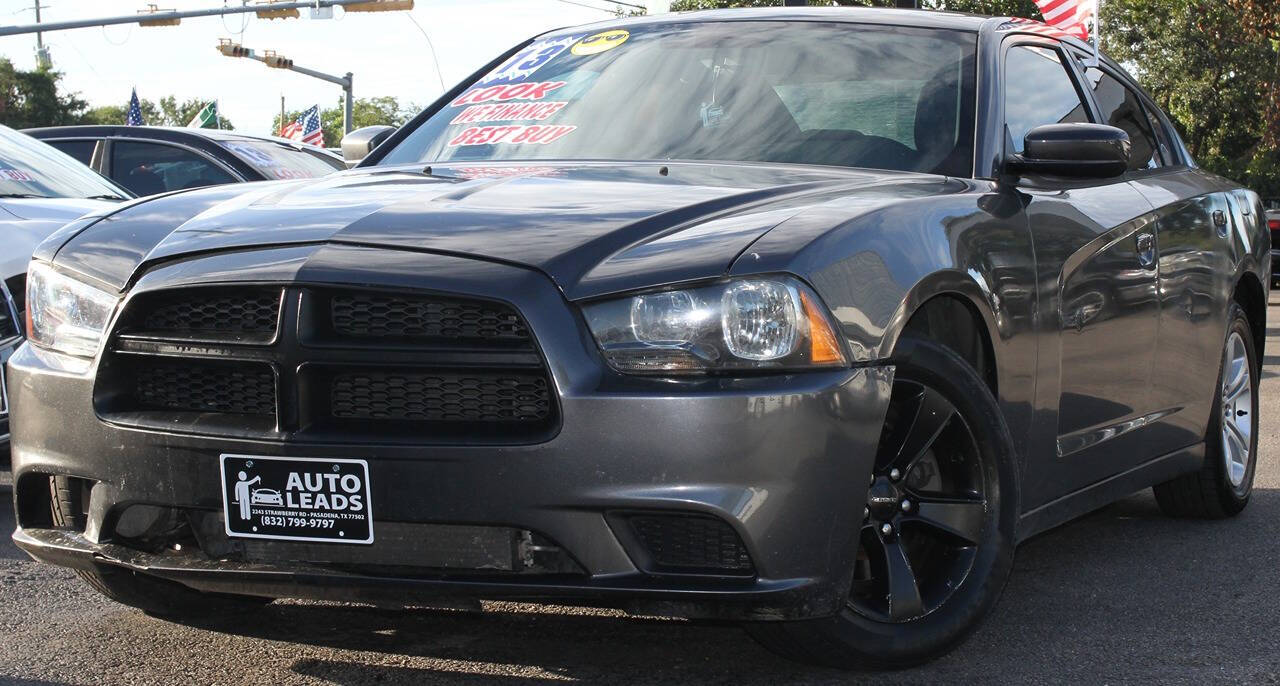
[187,101,219,129]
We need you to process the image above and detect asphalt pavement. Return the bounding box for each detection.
[3,300,1280,685]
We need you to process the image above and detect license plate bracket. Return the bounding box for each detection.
[220,454,373,544]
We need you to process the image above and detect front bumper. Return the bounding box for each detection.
[8,245,893,620]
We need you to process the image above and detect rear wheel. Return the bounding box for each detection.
[747,337,1018,669]
[1154,303,1258,518]
[50,475,270,619]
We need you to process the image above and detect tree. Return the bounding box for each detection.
[272,96,418,147]
[0,58,88,128]
[79,95,233,129]
[1105,0,1279,198]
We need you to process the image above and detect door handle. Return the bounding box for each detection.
[1136,232,1155,268]
[1213,209,1229,237]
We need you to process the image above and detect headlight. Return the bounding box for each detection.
[583,276,847,374]
[26,261,119,358]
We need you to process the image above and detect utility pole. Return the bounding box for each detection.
[280,95,286,136]
[0,0,413,38]
[32,1,51,69]
[220,41,355,133]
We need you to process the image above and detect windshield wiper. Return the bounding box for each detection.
[84,194,128,201]
[0,193,48,199]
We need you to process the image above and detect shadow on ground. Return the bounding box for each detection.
[154,489,1280,685]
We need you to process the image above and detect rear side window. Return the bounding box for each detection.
[1003,46,1090,154]
[1083,67,1163,170]
[47,139,97,166]
[110,140,237,197]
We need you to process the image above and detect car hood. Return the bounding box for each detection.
[48,162,962,299]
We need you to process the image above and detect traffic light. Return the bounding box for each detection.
[137,4,180,27]
[345,0,414,12]
[216,39,254,58]
[254,1,300,20]
[262,50,293,69]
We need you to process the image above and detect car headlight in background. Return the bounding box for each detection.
[583,276,847,374]
[26,261,119,358]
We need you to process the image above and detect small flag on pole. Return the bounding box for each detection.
[1031,0,1091,41]
[187,101,219,129]
[281,105,324,146]
[127,88,144,126]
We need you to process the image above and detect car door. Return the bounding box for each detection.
[107,139,240,197]
[1080,60,1238,457]
[997,40,1164,510]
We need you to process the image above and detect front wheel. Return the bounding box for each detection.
[747,337,1019,669]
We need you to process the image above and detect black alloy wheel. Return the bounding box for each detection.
[851,378,989,623]
[747,337,1018,669]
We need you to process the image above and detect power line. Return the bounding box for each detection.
[604,0,647,10]
[551,0,624,14]
[405,12,446,93]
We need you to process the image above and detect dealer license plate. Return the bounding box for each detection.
[220,454,373,544]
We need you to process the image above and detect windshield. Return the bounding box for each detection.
[219,140,345,180]
[381,21,977,177]
[0,126,129,199]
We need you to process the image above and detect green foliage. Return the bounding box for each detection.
[0,58,88,129]
[79,95,234,129]
[1104,0,1280,198]
[272,96,418,148]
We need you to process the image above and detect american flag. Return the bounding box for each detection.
[1031,0,1092,41]
[281,105,324,147]
[127,88,144,126]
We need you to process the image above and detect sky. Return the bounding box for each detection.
[0,0,672,136]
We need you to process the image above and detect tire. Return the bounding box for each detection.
[747,337,1019,669]
[50,475,271,619]
[1153,303,1259,518]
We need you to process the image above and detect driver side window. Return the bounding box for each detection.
[1003,45,1091,154]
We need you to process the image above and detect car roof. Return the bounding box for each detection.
[541,6,1091,50]
[542,6,994,37]
[23,125,301,146]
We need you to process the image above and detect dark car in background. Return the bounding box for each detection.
[0,124,130,454]
[1268,208,1279,286]
[8,8,1270,670]
[23,126,344,198]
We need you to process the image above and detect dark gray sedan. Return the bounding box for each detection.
[23,126,344,198]
[7,8,1268,670]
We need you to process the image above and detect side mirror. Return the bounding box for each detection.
[340,125,395,167]
[1007,123,1131,179]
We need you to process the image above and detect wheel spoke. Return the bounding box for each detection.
[1224,357,1249,402]
[879,536,924,622]
[1224,418,1250,466]
[890,385,955,473]
[909,498,986,545]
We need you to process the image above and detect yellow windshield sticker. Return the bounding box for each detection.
[572,29,629,56]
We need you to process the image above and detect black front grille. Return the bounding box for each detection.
[137,289,281,339]
[626,514,754,575]
[330,370,551,422]
[133,360,276,416]
[97,285,556,443]
[329,293,531,347]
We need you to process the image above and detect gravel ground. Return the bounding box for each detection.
[2,301,1279,685]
